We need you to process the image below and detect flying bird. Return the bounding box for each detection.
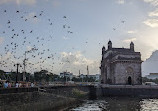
[8,20,10,24]
[121,20,125,23]
[63,25,66,28]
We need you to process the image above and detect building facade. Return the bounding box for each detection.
[100,41,142,85]
[60,72,73,80]
[80,74,100,81]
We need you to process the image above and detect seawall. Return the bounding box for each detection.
[2,85,158,111]
[97,85,158,98]
[41,85,94,99]
[0,86,92,111]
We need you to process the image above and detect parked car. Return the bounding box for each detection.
[145,82,157,85]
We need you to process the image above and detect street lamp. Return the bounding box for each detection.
[23,48,38,81]
[23,51,29,82]
[14,63,22,83]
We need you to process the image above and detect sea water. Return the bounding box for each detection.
[68,97,158,111]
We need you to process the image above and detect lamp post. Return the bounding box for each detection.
[87,66,89,84]
[23,48,38,81]
[23,51,30,82]
[14,63,22,83]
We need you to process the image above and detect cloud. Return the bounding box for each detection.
[140,0,158,60]
[0,37,4,44]
[27,46,33,51]
[116,0,125,4]
[123,37,137,43]
[142,50,158,76]
[1,52,11,60]
[60,51,99,74]
[0,0,36,5]
[134,28,158,60]
[143,1,158,27]
[149,9,158,16]
[0,0,12,4]
[16,0,36,5]
[140,35,158,51]
[142,0,158,6]
[127,30,137,34]
[0,52,19,72]
[143,19,158,27]
[52,0,61,7]
[62,36,69,40]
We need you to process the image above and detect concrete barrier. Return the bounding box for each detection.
[40,86,92,99]
[0,86,93,111]
[0,87,38,94]
[97,85,158,98]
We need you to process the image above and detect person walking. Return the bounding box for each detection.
[8,82,11,88]
[3,81,8,88]
[15,82,19,88]
[31,82,34,87]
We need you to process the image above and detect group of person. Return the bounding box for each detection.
[3,81,35,88]
[3,81,11,88]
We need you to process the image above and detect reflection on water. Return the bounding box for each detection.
[69,97,158,111]
[70,100,108,111]
[141,99,158,111]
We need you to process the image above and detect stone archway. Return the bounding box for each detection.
[126,67,134,85]
[128,76,132,85]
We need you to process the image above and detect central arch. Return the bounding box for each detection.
[128,76,132,85]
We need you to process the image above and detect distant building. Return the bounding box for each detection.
[100,41,142,85]
[80,74,100,81]
[146,73,158,79]
[95,74,100,81]
[88,74,100,81]
[80,74,87,78]
[60,72,73,80]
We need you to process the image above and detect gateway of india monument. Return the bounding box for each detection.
[100,40,142,85]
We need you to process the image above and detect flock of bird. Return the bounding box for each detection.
[0,9,126,75]
[0,9,74,74]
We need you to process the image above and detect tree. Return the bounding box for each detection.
[34,70,60,82]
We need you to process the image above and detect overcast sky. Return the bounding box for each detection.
[0,0,158,75]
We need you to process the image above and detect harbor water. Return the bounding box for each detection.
[67,97,158,111]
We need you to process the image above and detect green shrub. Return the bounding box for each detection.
[72,88,87,98]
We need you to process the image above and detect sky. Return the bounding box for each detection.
[0,0,158,75]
